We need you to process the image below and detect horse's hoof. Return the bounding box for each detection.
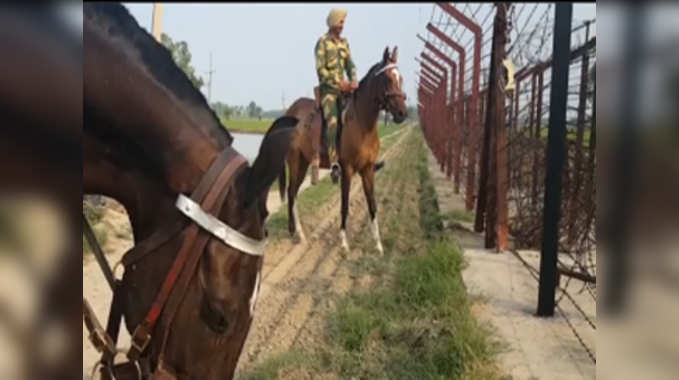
[330,165,340,184]
[292,233,306,245]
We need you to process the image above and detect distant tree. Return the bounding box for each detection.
[248,101,263,119]
[211,102,233,120]
[161,33,204,90]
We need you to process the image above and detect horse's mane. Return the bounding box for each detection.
[84,3,232,143]
[357,62,385,91]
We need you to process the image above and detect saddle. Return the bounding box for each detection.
[312,85,349,169]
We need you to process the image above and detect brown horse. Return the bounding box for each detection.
[0,7,82,380]
[280,47,408,253]
[84,3,297,379]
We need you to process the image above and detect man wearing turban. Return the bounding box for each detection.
[314,8,358,184]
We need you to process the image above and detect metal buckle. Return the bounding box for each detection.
[113,259,125,281]
[92,349,142,380]
[127,324,151,361]
[89,326,115,355]
[84,298,116,355]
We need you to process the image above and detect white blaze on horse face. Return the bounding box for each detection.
[249,270,261,317]
[390,68,402,89]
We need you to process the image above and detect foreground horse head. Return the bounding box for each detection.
[84,3,297,378]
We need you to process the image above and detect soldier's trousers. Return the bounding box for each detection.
[320,90,340,164]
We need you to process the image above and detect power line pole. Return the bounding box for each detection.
[206,52,215,103]
[282,90,286,110]
[151,3,163,42]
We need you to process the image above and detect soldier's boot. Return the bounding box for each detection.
[329,146,340,185]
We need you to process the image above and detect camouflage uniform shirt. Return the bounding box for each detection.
[315,32,357,94]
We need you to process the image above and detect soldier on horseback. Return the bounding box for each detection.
[314,8,358,184]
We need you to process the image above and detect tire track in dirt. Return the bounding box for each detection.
[234,126,412,378]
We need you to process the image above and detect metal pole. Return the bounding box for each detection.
[208,52,213,103]
[537,2,572,317]
[152,3,163,42]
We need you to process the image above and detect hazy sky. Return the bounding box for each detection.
[122,3,595,111]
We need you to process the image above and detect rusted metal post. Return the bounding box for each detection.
[533,70,544,208]
[538,2,572,317]
[421,38,459,181]
[426,21,470,201]
[475,87,491,233]
[528,72,537,206]
[435,3,483,211]
[476,3,508,250]
[495,4,510,251]
[568,21,592,246]
[420,63,444,162]
[422,53,450,173]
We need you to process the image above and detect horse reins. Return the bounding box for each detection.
[83,147,266,380]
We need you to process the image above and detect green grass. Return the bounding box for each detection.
[221,117,274,134]
[245,128,504,380]
[83,201,107,256]
[537,126,592,147]
[442,209,475,224]
[83,222,108,256]
[242,350,317,380]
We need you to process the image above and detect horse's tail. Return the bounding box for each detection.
[374,160,385,172]
[278,165,287,203]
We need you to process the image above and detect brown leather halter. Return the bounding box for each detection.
[372,63,407,111]
[85,147,253,380]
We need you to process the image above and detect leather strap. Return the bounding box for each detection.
[121,148,239,268]
[155,159,247,366]
[128,152,248,362]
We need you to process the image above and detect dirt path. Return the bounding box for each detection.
[82,126,410,379]
[426,149,596,380]
[233,126,411,378]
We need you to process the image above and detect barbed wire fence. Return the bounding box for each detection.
[416,2,596,364]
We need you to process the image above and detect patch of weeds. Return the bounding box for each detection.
[442,209,475,224]
[242,350,317,380]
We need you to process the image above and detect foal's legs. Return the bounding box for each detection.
[360,163,384,255]
[339,163,354,252]
[287,152,309,243]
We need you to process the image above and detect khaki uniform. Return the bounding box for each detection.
[315,32,357,163]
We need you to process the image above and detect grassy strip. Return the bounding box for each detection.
[222,118,275,134]
[245,128,503,380]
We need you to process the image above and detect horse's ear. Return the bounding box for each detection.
[241,116,298,209]
[391,46,399,62]
[382,46,390,63]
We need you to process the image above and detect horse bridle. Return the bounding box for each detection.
[84,147,267,380]
[373,63,407,110]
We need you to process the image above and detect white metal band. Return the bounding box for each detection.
[175,193,268,256]
[374,63,399,77]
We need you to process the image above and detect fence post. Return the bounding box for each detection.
[476,4,508,249]
[537,2,572,317]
